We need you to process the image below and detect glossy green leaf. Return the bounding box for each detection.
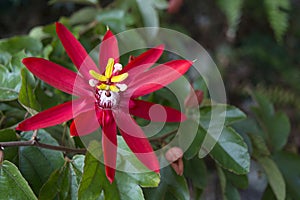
[96,9,127,32]
[78,142,120,200]
[18,68,40,115]
[0,36,42,54]
[19,130,65,194]
[0,160,37,200]
[257,156,285,200]
[0,129,18,163]
[182,120,206,159]
[200,105,246,128]
[273,152,300,199]
[183,157,207,189]
[0,51,26,101]
[39,155,84,200]
[209,127,250,174]
[144,166,189,200]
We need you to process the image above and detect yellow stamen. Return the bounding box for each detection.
[111,73,128,83]
[105,58,114,78]
[89,70,107,82]
[97,83,109,90]
[109,85,120,92]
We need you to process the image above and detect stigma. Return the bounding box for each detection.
[89,58,128,109]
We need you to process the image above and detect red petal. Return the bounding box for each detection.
[101,110,117,183]
[121,45,164,79]
[22,57,91,97]
[130,99,186,122]
[129,60,192,98]
[70,108,102,137]
[56,22,99,79]
[99,30,119,73]
[114,111,159,173]
[16,98,93,131]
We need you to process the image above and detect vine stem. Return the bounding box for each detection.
[0,136,86,154]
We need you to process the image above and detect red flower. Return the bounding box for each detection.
[16,22,192,183]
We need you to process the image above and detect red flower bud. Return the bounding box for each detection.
[184,90,203,108]
[165,147,184,176]
[167,0,184,14]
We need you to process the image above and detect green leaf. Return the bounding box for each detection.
[183,157,207,189]
[0,129,18,163]
[39,155,84,200]
[49,0,98,5]
[144,166,189,200]
[216,0,244,38]
[182,120,206,159]
[224,170,248,189]
[19,130,65,194]
[200,105,246,127]
[209,127,250,174]
[136,0,159,38]
[69,7,97,25]
[96,9,127,32]
[273,152,300,199]
[0,36,42,54]
[18,68,41,115]
[257,156,285,200]
[252,92,290,152]
[217,166,241,200]
[78,142,120,200]
[0,160,37,200]
[0,51,26,101]
[264,0,290,42]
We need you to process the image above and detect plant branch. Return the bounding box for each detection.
[0,137,86,154]
[149,129,179,142]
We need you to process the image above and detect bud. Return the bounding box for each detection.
[0,147,4,164]
[184,90,203,108]
[165,147,184,176]
[167,0,184,14]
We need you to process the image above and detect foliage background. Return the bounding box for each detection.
[0,0,299,199]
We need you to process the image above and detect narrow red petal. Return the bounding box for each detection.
[101,110,117,183]
[16,98,93,131]
[70,108,102,137]
[56,22,99,79]
[22,57,91,97]
[121,44,164,78]
[114,111,160,173]
[99,30,119,73]
[129,99,186,122]
[129,60,192,98]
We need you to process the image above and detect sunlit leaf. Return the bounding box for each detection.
[18,68,41,115]
[0,160,37,200]
[19,130,65,194]
[209,127,250,175]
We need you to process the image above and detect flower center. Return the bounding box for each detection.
[89,58,128,109]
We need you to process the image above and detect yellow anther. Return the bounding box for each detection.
[89,70,107,82]
[111,73,128,83]
[105,58,114,78]
[97,83,109,90]
[109,85,120,92]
